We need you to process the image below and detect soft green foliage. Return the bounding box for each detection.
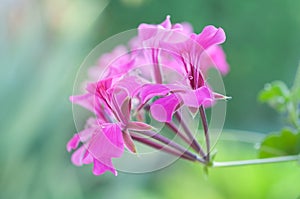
[259,128,300,158]
[259,64,300,158]
[259,81,290,112]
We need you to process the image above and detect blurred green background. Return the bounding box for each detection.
[1,0,300,198]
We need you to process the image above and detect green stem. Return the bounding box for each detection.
[212,155,300,168]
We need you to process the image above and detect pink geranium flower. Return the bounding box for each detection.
[67,15,230,176]
[136,18,228,122]
[68,75,152,175]
[67,119,124,176]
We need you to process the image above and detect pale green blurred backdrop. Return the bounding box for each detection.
[1,0,300,198]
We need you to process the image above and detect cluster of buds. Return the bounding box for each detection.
[67,16,229,176]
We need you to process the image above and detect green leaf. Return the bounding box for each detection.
[258,81,290,112]
[259,129,300,158]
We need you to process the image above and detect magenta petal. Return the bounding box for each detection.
[82,151,93,164]
[195,86,213,105]
[140,84,170,104]
[138,24,158,41]
[206,45,229,75]
[93,158,117,176]
[150,94,180,122]
[66,134,80,152]
[70,93,107,120]
[87,78,113,98]
[116,76,142,97]
[138,16,172,41]
[180,22,194,34]
[71,146,86,166]
[192,25,226,49]
[78,128,94,143]
[97,45,128,70]
[179,91,199,108]
[88,124,124,160]
[180,86,213,108]
[102,124,124,152]
[159,15,172,29]
[70,94,94,113]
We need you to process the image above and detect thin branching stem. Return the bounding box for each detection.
[131,134,196,161]
[175,112,206,159]
[134,130,206,163]
[166,122,201,153]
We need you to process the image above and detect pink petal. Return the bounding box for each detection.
[82,151,93,164]
[66,134,80,152]
[180,22,194,34]
[138,23,158,41]
[160,15,172,29]
[88,124,124,160]
[102,124,124,152]
[70,94,107,120]
[78,128,94,143]
[90,45,133,80]
[138,16,172,42]
[150,94,180,122]
[93,158,117,176]
[140,84,170,104]
[115,76,142,97]
[191,25,226,49]
[205,45,229,75]
[71,146,86,166]
[138,16,189,49]
[87,78,113,98]
[70,94,94,113]
[98,45,128,69]
[180,86,213,108]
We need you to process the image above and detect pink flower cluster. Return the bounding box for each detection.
[67,16,229,176]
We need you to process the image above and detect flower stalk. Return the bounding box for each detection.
[213,155,300,168]
[175,112,206,158]
[166,122,201,153]
[131,134,198,161]
[199,106,210,161]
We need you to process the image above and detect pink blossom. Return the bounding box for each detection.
[200,45,229,75]
[191,25,226,49]
[139,83,213,122]
[68,75,152,175]
[137,15,189,47]
[67,16,230,176]
[66,120,124,176]
[88,45,135,81]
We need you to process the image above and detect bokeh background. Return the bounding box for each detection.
[1,0,300,198]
